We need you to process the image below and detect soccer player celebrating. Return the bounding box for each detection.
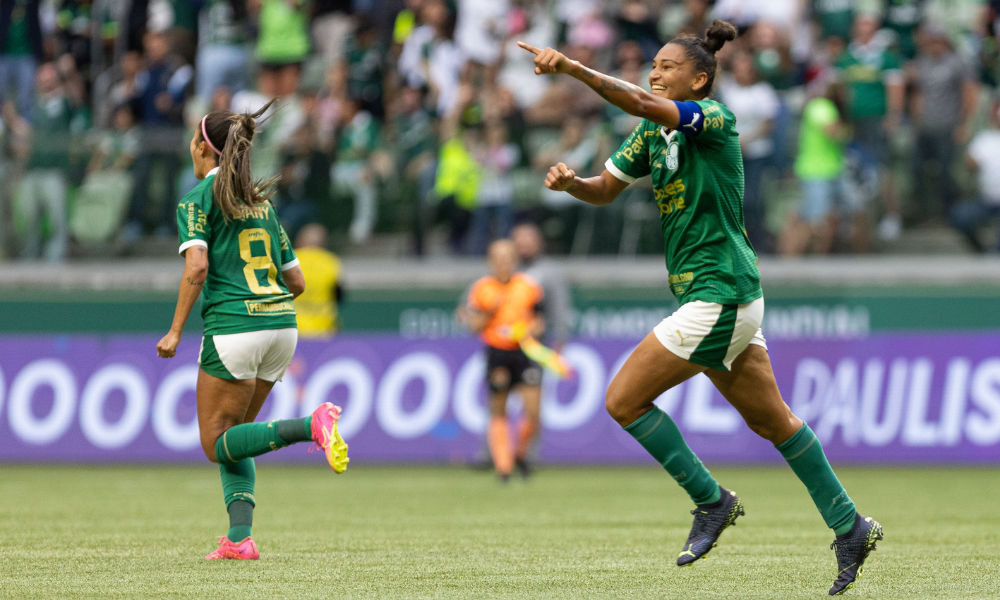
[462,240,545,481]
[520,23,882,595]
[156,102,349,560]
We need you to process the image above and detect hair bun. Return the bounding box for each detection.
[240,114,256,140]
[704,20,738,53]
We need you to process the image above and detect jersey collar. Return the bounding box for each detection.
[660,127,678,143]
[206,167,219,177]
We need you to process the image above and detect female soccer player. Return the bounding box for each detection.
[520,23,882,595]
[156,102,349,560]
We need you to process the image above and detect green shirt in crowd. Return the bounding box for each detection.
[177,169,299,335]
[883,0,923,60]
[337,110,379,163]
[4,0,32,55]
[795,97,844,181]
[812,0,854,41]
[835,43,903,120]
[256,0,310,64]
[606,100,762,306]
[28,95,73,170]
[200,0,248,46]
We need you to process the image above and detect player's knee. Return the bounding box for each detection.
[605,385,634,426]
[200,425,230,463]
[201,437,219,463]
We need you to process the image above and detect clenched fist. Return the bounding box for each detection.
[517,42,574,75]
[544,163,577,192]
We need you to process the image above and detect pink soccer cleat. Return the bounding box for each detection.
[310,402,349,473]
[204,536,259,560]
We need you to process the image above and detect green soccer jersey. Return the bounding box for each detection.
[836,45,903,120]
[606,99,762,306]
[177,168,298,335]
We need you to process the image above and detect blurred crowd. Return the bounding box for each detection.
[2,0,1000,262]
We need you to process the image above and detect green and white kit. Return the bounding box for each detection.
[605,100,765,370]
[177,167,299,380]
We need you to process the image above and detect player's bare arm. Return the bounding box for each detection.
[157,245,208,358]
[545,163,630,206]
[284,265,306,298]
[517,42,682,128]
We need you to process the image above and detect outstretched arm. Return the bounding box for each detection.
[518,42,681,129]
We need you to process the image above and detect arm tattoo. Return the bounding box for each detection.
[185,276,205,286]
[579,67,640,103]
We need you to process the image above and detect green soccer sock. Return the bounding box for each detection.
[276,416,312,444]
[220,457,256,541]
[227,500,253,542]
[624,407,721,506]
[776,424,857,535]
[214,417,312,465]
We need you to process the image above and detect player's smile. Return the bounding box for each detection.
[648,43,701,102]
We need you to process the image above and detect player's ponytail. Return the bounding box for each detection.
[668,20,738,97]
[198,99,279,221]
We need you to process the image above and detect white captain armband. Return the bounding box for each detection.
[674,101,704,136]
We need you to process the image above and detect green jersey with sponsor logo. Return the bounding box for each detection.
[606,99,762,306]
[177,169,298,335]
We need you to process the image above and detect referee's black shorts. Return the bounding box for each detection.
[485,346,543,392]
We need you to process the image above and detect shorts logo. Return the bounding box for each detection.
[676,330,689,346]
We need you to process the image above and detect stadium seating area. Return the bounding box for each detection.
[0,0,997,261]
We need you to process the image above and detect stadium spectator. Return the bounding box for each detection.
[454,0,508,71]
[512,222,571,350]
[398,0,465,116]
[393,85,437,255]
[882,0,925,60]
[71,104,140,245]
[951,102,1000,253]
[434,84,482,253]
[526,44,604,126]
[195,0,252,102]
[615,0,662,60]
[534,116,598,209]
[0,0,42,121]
[496,1,557,110]
[467,119,518,255]
[780,81,848,255]
[811,0,854,42]
[338,15,387,119]
[101,51,142,128]
[293,223,345,337]
[122,30,192,240]
[253,0,310,98]
[332,95,380,244]
[311,0,354,68]
[133,31,191,125]
[718,50,780,253]
[274,96,333,242]
[908,24,978,221]
[835,14,905,246]
[17,62,71,260]
[604,40,649,138]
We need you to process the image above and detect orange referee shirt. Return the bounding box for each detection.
[467,273,544,350]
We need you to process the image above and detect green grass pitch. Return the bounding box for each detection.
[1,464,998,599]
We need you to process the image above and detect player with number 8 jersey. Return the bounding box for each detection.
[177,167,299,335]
[156,100,349,562]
